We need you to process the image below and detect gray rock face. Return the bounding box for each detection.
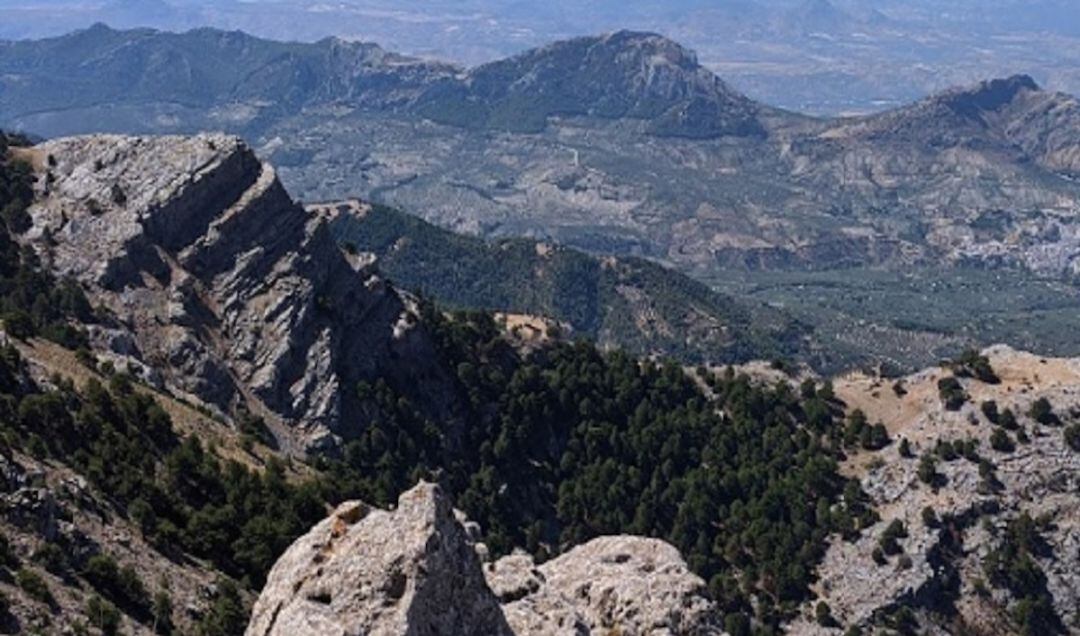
[246,483,512,636]
[790,346,1080,634]
[25,133,455,452]
[248,482,724,636]
[489,538,723,636]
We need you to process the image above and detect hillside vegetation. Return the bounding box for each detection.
[328,203,809,365]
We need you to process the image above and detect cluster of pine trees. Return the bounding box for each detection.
[321,305,868,633]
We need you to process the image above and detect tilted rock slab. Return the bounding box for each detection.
[25,134,456,453]
[247,482,724,635]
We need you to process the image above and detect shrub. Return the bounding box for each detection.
[1000,408,1019,430]
[198,579,246,636]
[2,310,34,340]
[917,453,938,485]
[153,589,174,635]
[922,506,939,529]
[1028,398,1057,425]
[981,400,1000,424]
[953,349,1000,383]
[724,613,751,636]
[16,567,52,604]
[816,601,836,627]
[990,428,1015,453]
[83,553,149,614]
[880,519,908,556]
[1065,424,1080,452]
[0,532,19,569]
[937,376,967,410]
[898,437,913,458]
[86,595,121,636]
[32,542,68,577]
[935,438,959,462]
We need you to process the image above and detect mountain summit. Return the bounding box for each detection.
[413,30,766,138]
[0,26,764,140]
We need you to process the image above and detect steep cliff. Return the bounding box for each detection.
[22,133,457,453]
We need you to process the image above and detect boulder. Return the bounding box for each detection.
[490,538,722,636]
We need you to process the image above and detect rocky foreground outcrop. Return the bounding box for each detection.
[23,133,457,453]
[247,482,723,636]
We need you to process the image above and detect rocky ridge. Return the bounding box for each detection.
[790,345,1080,634]
[22,133,457,453]
[247,482,723,636]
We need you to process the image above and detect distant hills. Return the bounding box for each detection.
[0,25,764,140]
[5,1,1080,115]
[5,24,1080,369]
[326,202,809,365]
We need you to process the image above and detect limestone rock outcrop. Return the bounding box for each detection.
[789,346,1080,634]
[247,482,724,636]
[24,133,456,452]
[246,483,512,636]
[489,538,722,636]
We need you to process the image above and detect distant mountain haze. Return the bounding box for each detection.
[3,1,1080,113]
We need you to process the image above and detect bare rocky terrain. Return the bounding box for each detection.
[790,346,1080,634]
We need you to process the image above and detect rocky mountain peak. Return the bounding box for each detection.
[247,482,511,636]
[938,74,1041,119]
[23,133,456,453]
[592,29,703,70]
[410,29,765,139]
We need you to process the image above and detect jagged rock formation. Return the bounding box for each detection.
[790,346,1080,634]
[247,482,723,636]
[22,133,456,453]
[247,483,513,636]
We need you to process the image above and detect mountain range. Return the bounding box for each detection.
[4,1,1080,115]
[4,14,1080,628]
[5,24,1080,369]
